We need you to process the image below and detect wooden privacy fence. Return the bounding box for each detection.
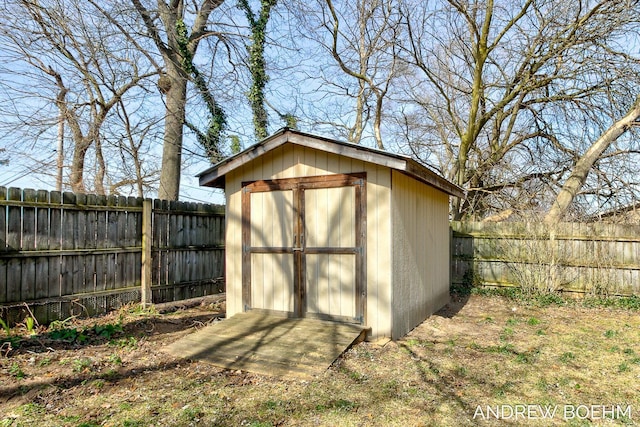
[451,221,640,296]
[0,187,225,325]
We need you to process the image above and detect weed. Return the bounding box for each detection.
[18,403,44,416]
[603,330,616,338]
[381,380,399,396]
[536,329,546,336]
[506,318,519,326]
[347,369,367,383]
[500,327,514,341]
[38,357,52,367]
[453,268,482,295]
[631,357,640,365]
[93,323,123,339]
[48,315,78,331]
[243,422,272,427]
[92,379,106,389]
[454,365,468,376]
[9,363,25,379]
[527,317,541,326]
[405,338,421,347]
[109,336,138,349]
[494,381,514,397]
[0,318,19,350]
[623,348,635,356]
[181,406,204,422]
[534,293,566,307]
[560,352,575,364]
[104,368,119,379]
[123,303,158,317]
[108,353,123,366]
[24,316,36,335]
[486,343,515,355]
[331,399,357,412]
[48,327,88,343]
[536,378,549,391]
[72,357,93,373]
[0,318,10,335]
[262,400,279,410]
[516,349,539,364]
[618,363,630,372]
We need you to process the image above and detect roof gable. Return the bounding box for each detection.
[197,128,465,198]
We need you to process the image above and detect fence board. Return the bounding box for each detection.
[48,191,62,305]
[0,260,6,303]
[0,187,6,254]
[7,188,21,251]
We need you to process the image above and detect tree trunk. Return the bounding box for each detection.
[544,96,640,223]
[157,64,187,201]
[69,141,91,193]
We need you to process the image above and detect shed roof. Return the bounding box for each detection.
[197,128,465,198]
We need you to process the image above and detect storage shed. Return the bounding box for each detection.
[198,129,464,339]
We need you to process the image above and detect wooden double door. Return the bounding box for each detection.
[241,173,366,324]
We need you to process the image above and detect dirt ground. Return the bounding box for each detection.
[1,293,639,426]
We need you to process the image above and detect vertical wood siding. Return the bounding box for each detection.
[305,186,356,318]
[249,190,295,312]
[225,143,393,337]
[391,171,450,339]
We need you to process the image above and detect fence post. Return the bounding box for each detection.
[141,199,153,307]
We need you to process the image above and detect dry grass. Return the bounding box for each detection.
[1,294,639,426]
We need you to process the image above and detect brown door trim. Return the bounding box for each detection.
[241,172,367,324]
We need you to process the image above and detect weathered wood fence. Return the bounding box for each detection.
[451,221,640,296]
[0,187,225,324]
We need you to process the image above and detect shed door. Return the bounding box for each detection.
[242,173,366,324]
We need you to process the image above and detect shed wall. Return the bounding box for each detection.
[224,143,393,338]
[391,170,450,339]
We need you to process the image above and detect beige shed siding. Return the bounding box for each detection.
[224,143,393,337]
[391,170,450,339]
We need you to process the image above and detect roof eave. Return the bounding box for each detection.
[197,129,465,198]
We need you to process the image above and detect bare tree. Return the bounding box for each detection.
[545,96,640,223]
[399,0,640,219]
[0,0,158,194]
[294,0,402,149]
[131,0,225,200]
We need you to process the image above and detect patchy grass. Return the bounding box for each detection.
[0,295,639,426]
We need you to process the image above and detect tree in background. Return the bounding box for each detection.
[0,0,158,195]
[1,0,639,217]
[238,0,278,142]
[397,0,640,220]
[293,0,402,149]
[131,0,226,200]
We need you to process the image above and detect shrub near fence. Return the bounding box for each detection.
[0,187,225,325]
[451,221,640,296]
